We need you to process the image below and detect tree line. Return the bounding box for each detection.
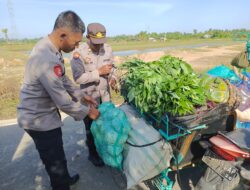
[1,28,250,42]
[109,29,250,41]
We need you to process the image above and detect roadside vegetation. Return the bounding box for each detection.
[0,29,247,119]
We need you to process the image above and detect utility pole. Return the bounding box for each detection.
[7,0,17,39]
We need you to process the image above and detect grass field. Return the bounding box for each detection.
[0,39,243,120]
[110,38,234,51]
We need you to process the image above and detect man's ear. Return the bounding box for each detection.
[60,33,67,39]
[57,28,68,40]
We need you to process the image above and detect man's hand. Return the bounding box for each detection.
[109,78,118,92]
[98,64,113,76]
[88,106,100,120]
[82,95,98,107]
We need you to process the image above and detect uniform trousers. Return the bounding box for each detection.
[83,116,98,155]
[25,128,71,190]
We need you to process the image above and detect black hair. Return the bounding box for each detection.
[53,10,85,33]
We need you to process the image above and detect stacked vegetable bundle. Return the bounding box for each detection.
[120,55,207,117]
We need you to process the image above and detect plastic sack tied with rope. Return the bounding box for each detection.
[91,102,131,169]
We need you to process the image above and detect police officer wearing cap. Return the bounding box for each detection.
[70,23,117,167]
[17,11,100,190]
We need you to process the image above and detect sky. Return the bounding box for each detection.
[0,0,250,39]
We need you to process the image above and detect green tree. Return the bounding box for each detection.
[1,28,8,42]
[136,31,148,41]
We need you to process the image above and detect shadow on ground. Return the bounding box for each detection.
[0,116,204,190]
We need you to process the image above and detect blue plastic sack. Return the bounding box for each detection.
[237,81,250,111]
[91,102,131,169]
[207,65,242,85]
[236,120,250,129]
[242,70,250,80]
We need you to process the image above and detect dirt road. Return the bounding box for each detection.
[114,44,244,72]
[0,115,204,190]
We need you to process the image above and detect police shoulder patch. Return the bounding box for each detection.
[54,64,63,77]
[73,52,80,59]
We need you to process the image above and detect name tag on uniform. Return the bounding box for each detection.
[83,57,91,64]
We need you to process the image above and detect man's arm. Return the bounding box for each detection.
[62,74,85,101]
[236,108,250,122]
[70,53,100,84]
[70,50,113,85]
[62,75,97,106]
[39,63,99,120]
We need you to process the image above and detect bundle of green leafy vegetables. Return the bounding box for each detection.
[120,55,206,117]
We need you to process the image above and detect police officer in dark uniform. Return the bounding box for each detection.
[17,11,99,190]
